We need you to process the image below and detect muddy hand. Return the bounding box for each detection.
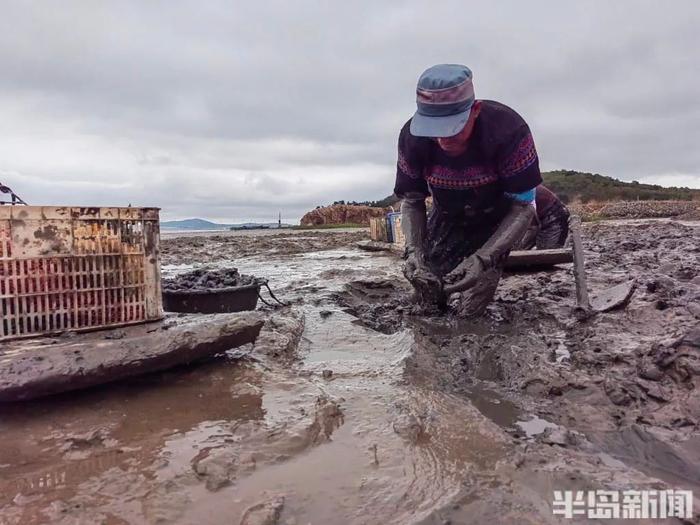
[403,256,444,306]
[452,265,502,318]
[412,267,444,305]
[443,254,484,295]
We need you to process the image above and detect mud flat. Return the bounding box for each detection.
[1,223,699,524]
[570,199,700,221]
[161,228,367,265]
[338,220,700,522]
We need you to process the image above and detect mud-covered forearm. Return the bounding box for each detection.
[400,194,443,306]
[475,200,536,268]
[443,200,535,296]
[400,194,427,257]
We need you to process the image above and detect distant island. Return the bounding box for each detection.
[160,218,292,230]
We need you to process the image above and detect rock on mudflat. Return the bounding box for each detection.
[193,447,239,491]
[0,312,264,402]
[240,494,285,525]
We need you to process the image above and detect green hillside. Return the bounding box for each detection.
[541,170,700,204]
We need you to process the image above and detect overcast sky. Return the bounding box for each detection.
[1,1,698,223]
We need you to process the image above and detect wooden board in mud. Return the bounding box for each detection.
[504,248,573,269]
[0,312,264,402]
[357,241,575,269]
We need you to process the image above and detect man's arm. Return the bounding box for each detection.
[443,199,535,294]
[507,188,539,250]
[400,192,442,305]
[394,121,442,305]
[400,192,427,258]
[505,188,536,207]
[444,124,541,294]
[393,119,430,259]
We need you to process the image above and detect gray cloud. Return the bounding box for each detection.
[1,0,698,222]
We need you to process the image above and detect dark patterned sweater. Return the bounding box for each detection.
[394,100,542,222]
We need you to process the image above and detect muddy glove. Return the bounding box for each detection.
[400,194,443,305]
[444,200,536,296]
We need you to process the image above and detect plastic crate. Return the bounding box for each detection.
[369,217,389,242]
[388,212,405,247]
[0,206,163,341]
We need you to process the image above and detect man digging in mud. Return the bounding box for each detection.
[395,64,569,315]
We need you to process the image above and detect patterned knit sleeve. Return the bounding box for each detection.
[496,125,542,193]
[393,120,430,198]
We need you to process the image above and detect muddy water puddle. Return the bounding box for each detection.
[6,223,699,524]
[0,248,524,524]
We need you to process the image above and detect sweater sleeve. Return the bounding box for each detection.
[496,125,542,193]
[393,120,430,199]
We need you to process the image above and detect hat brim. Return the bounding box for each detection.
[409,107,471,138]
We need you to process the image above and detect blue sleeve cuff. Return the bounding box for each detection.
[505,188,536,203]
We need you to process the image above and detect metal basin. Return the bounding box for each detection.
[162,283,260,314]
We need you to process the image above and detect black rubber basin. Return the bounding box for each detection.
[162,283,260,314]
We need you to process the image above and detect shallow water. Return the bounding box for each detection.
[0,248,520,525]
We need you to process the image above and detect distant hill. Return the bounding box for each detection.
[161,218,290,230]
[542,170,700,204]
[358,170,699,207]
[161,218,226,230]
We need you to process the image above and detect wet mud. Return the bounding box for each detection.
[1,222,699,524]
[337,221,700,520]
[161,229,368,266]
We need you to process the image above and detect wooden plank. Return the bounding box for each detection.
[504,248,573,269]
[0,312,264,402]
